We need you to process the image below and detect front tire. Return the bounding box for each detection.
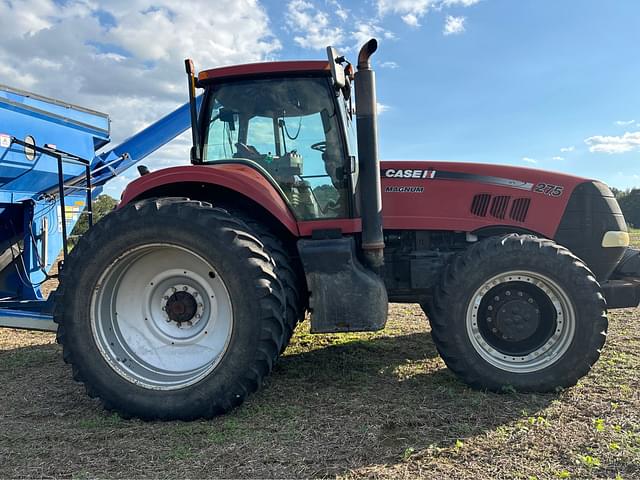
[431,234,608,392]
[54,198,285,420]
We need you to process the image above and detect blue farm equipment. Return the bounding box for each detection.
[3,41,640,421]
[0,83,199,331]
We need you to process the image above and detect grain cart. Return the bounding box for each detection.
[2,40,640,420]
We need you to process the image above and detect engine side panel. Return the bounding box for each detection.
[380,161,586,238]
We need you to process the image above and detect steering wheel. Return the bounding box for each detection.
[310,141,326,153]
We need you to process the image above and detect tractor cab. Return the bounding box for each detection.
[195,62,357,221]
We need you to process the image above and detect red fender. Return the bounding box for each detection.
[119,164,300,236]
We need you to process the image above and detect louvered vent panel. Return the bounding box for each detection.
[489,195,511,220]
[509,198,531,222]
[471,194,491,217]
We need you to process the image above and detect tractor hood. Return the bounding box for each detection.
[380,160,593,239]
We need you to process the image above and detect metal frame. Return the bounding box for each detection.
[8,137,93,258]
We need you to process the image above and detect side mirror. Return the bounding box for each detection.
[326,46,346,90]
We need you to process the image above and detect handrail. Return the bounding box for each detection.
[9,137,93,258]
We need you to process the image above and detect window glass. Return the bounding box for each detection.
[203,77,349,220]
[205,100,238,159]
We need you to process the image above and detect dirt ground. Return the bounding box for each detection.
[1,301,639,479]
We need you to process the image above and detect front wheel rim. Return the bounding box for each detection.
[466,270,576,374]
[91,244,234,390]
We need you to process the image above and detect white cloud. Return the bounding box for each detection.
[377,102,390,114]
[552,156,565,161]
[328,0,349,21]
[522,157,538,164]
[443,15,466,35]
[380,61,399,69]
[286,1,393,52]
[376,0,479,27]
[285,0,345,50]
[560,146,575,153]
[0,0,281,196]
[585,131,640,154]
[402,13,421,27]
[615,120,635,126]
[352,23,395,52]
[443,0,481,5]
[377,0,432,24]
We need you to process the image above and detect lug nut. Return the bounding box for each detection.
[506,291,511,296]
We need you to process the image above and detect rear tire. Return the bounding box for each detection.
[431,234,607,392]
[240,218,306,353]
[54,198,285,420]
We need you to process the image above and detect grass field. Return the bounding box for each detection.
[1,245,640,478]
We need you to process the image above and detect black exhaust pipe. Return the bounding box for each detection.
[355,39,384,269]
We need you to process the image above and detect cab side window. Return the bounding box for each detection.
[203,77,349,220]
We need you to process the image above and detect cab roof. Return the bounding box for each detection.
[197,61,330,84]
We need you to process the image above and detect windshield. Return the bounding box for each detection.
[202,76,349,220]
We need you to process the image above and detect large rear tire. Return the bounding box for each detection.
[239,217,306,353]
[431,234,608,392]
[54,198,285,420]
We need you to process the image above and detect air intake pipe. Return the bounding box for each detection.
[355,39,384,270]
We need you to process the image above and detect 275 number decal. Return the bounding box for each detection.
[534,183,564,197]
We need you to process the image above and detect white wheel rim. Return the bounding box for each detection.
[91,244,233,390]
[466,270,576,374]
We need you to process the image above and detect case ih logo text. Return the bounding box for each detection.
[382,168,437,179]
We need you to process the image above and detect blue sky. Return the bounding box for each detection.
[1,0,639,195]
[270,0,640,189]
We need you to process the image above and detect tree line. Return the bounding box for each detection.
[610,188,640,228]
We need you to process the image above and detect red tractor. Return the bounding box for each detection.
[55,39,639,420]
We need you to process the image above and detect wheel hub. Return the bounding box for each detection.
[493,296,540,341]
[161,284,205,328]
[166,291,197,323]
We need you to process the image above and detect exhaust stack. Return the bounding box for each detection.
[355,39,384,269]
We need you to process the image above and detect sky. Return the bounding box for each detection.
[0,0,639,197]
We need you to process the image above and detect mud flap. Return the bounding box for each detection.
[297,237,388,333]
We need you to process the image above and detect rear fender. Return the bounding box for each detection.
[119,164,299,236]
